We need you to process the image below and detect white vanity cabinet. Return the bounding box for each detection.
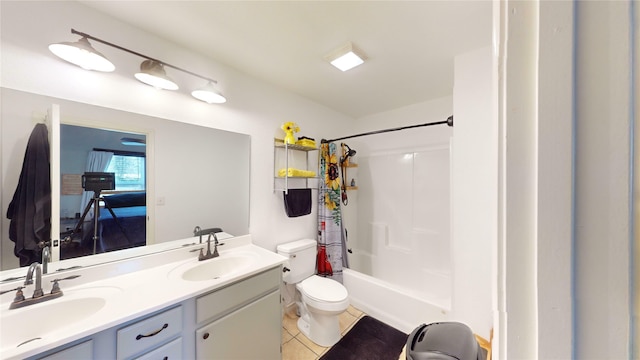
[195,267,282,359]
[24,265,283,360]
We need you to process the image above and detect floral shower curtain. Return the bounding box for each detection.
[317,142,349,283]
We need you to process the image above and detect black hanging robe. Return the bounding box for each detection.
[7,123,51,266]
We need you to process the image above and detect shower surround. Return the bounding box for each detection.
[342,138,453,333]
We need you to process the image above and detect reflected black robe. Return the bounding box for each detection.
[6,123,51,266]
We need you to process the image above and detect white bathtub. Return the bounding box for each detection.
[343,268,453,333]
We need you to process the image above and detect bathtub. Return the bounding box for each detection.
[343,268,453,333]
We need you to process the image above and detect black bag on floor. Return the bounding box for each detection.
[406,322,487,360]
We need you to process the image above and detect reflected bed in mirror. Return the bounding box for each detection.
[0,88,250,274]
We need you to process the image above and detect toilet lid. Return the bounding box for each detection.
[300,275,348,303]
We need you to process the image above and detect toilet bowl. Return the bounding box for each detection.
[276,239,350,347]
[296,275,349,347]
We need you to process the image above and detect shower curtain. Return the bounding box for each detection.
[317,142,349,283]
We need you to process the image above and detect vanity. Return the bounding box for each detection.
[0,235,286,360]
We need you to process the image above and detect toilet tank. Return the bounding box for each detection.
[276,239,317,284]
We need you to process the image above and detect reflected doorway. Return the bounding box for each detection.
[59,124,147,260]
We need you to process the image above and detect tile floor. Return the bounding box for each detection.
[281,305,407,360]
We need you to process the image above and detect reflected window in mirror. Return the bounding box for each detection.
[103,150,146,191]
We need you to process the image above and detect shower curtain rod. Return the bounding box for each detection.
[321,115,453,143]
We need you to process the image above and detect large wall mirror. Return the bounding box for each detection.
[1,88,250,272]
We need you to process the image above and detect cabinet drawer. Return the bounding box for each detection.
[196,267,280,323]
[117,306,182,360]
[133,337,182,360]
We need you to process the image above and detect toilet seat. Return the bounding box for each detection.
[297,275,349,312]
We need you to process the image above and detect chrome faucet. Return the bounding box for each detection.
[25,262,44,298]
[1,263,80,309]
[198,232,220,261]
[194,226,202,243]
[42,246,51,274]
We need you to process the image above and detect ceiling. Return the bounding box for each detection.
[80,1,493,118]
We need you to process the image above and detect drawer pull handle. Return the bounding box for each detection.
[135,323,168,340]
[203,332,210,340]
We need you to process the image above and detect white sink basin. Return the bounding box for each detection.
[0,286,120,352]
[170,253,257,281]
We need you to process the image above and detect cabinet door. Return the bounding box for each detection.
[37,340,92,360]
[196,290,281,360]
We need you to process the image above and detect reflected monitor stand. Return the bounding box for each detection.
[73,190,130,255]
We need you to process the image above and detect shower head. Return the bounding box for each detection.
[340,143,357,168]
[342,143,356,158]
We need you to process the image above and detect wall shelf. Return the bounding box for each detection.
[274,138,317,152]
[274,138,319,194]
[342,160,358,191]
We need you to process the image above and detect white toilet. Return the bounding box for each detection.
[277,239,350,347]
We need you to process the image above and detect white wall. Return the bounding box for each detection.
[497,1,635,358]
[574,1,633,358]
[452,47,495,339]
[0,0,353,264]
[498,1,540,357]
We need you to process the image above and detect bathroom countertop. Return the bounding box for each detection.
[0,235,287,360]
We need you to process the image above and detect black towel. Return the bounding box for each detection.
[7,123,51,266]
[283,188,312,217]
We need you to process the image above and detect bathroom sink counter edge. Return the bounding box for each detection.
[0,234,287,360]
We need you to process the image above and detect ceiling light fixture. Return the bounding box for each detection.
[49,29,226,103]
[120,137,146,146]
[324,42,367,72]
[48,37,115,72]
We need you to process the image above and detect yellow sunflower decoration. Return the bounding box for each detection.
[281,121,300,144]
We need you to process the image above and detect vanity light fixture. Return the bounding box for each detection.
[134,60,179,90]
[49,29,226,103]
[191,81,227,104]
[324,41,367,72]
[48,36,115,72]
